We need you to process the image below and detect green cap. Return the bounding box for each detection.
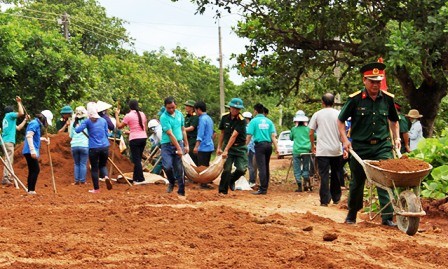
[228,98,244,109]
[184,100,196,107]
[60,105,73,114]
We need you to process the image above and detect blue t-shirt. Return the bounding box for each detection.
[22,119,42,157]
[75,118,110,149]
[160,109,184,144]
[2,112,19,144]
[196,113,214,152]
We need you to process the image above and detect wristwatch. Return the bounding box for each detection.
[395,138,402,142]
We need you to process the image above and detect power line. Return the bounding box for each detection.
[21,7,59,16]
[0,12,57,22]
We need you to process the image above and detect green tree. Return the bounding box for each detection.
[185,0,448,136]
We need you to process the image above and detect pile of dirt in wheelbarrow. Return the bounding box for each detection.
[5,132,134,185]
[371,158,430,172]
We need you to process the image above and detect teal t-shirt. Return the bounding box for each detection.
[247,114,275,142]
[160,109,185,144]
[290,125,311,155]
[1,112,19,144]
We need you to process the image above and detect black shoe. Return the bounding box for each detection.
[295,189,303,192]
[252,191,267,195]
[229,181,236,191]
[333,200,340,205]
[345,218,356,224]
[166,184,174,193]
[381,219,397,227]
[320,203,328,207]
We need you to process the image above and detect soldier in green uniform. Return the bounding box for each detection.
[217,98,247,195]
[395,103,411,153]
[184,100,199,165]
[338,62,401,227]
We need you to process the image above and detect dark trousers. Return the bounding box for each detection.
[24,154,40,192]
[161,142,185,195]
[129,138,147,182]
[188,138,198,165]
[255,142,272,193]
[219,146,247,194]
[197,151,213,167]
[317,156,342,205]
[89,147,109,190]
[248,150,257,184]
[348,141,394,221]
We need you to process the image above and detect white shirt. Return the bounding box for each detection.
[409,120,423,150]
[308,108,342,157]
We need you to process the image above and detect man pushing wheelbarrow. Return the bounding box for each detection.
[337,62,401,228]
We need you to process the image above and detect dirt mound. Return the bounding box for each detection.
[5,133,133,186]
[371,158,430,172]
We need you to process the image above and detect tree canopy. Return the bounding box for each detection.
[0,0,236,129]
[187,0,448,136]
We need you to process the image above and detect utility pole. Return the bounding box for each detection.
[218,23,225,115]
[60,12,69,40]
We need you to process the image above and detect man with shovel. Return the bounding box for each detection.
[1,96,27,186]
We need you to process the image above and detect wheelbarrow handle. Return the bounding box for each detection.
[349,149,366,170]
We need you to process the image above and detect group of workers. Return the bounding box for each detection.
[1,62,427,229]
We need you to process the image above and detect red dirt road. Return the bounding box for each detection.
[0,134,447,268]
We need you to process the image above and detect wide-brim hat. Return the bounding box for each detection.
[75,106,88,119]
[228,98,244,109]
[41,110,54,126]
[293,110,308,122]
[184,100,196,107]
[242,111,252,118]
[96,100,112,112]
[60,105,73,114]
[406,109,423,119]
[361,62,385,81]
[293,115,308,122]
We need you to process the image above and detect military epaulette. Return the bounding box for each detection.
[238,114,244,120]
[349,91,361,98]
[381,90,394,98]
[221,112,230,117]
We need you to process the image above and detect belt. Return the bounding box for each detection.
[254,141,271,145]
[367,138,389,145]
[162,140,183,146]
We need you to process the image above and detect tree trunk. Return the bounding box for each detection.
[395,66,448,137]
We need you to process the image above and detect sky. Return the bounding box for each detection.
[97,0,248,84]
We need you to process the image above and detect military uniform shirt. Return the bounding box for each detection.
[185,113,199,140]
[338,89,398,143]
[218,112,246,147]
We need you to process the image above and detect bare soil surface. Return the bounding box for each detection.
[372,158,430,172]
[1,133,448,268]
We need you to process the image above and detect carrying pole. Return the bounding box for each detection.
[108,157,132,186]
[0,156,27,192]
[0,135,19,189]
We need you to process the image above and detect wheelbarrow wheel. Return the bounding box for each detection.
[397,190,420,236]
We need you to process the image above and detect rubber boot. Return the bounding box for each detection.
[295,182,302,192]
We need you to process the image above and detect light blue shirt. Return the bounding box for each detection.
[196,113,214,152]
[160,109,184,144]
[70,118,89,148]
